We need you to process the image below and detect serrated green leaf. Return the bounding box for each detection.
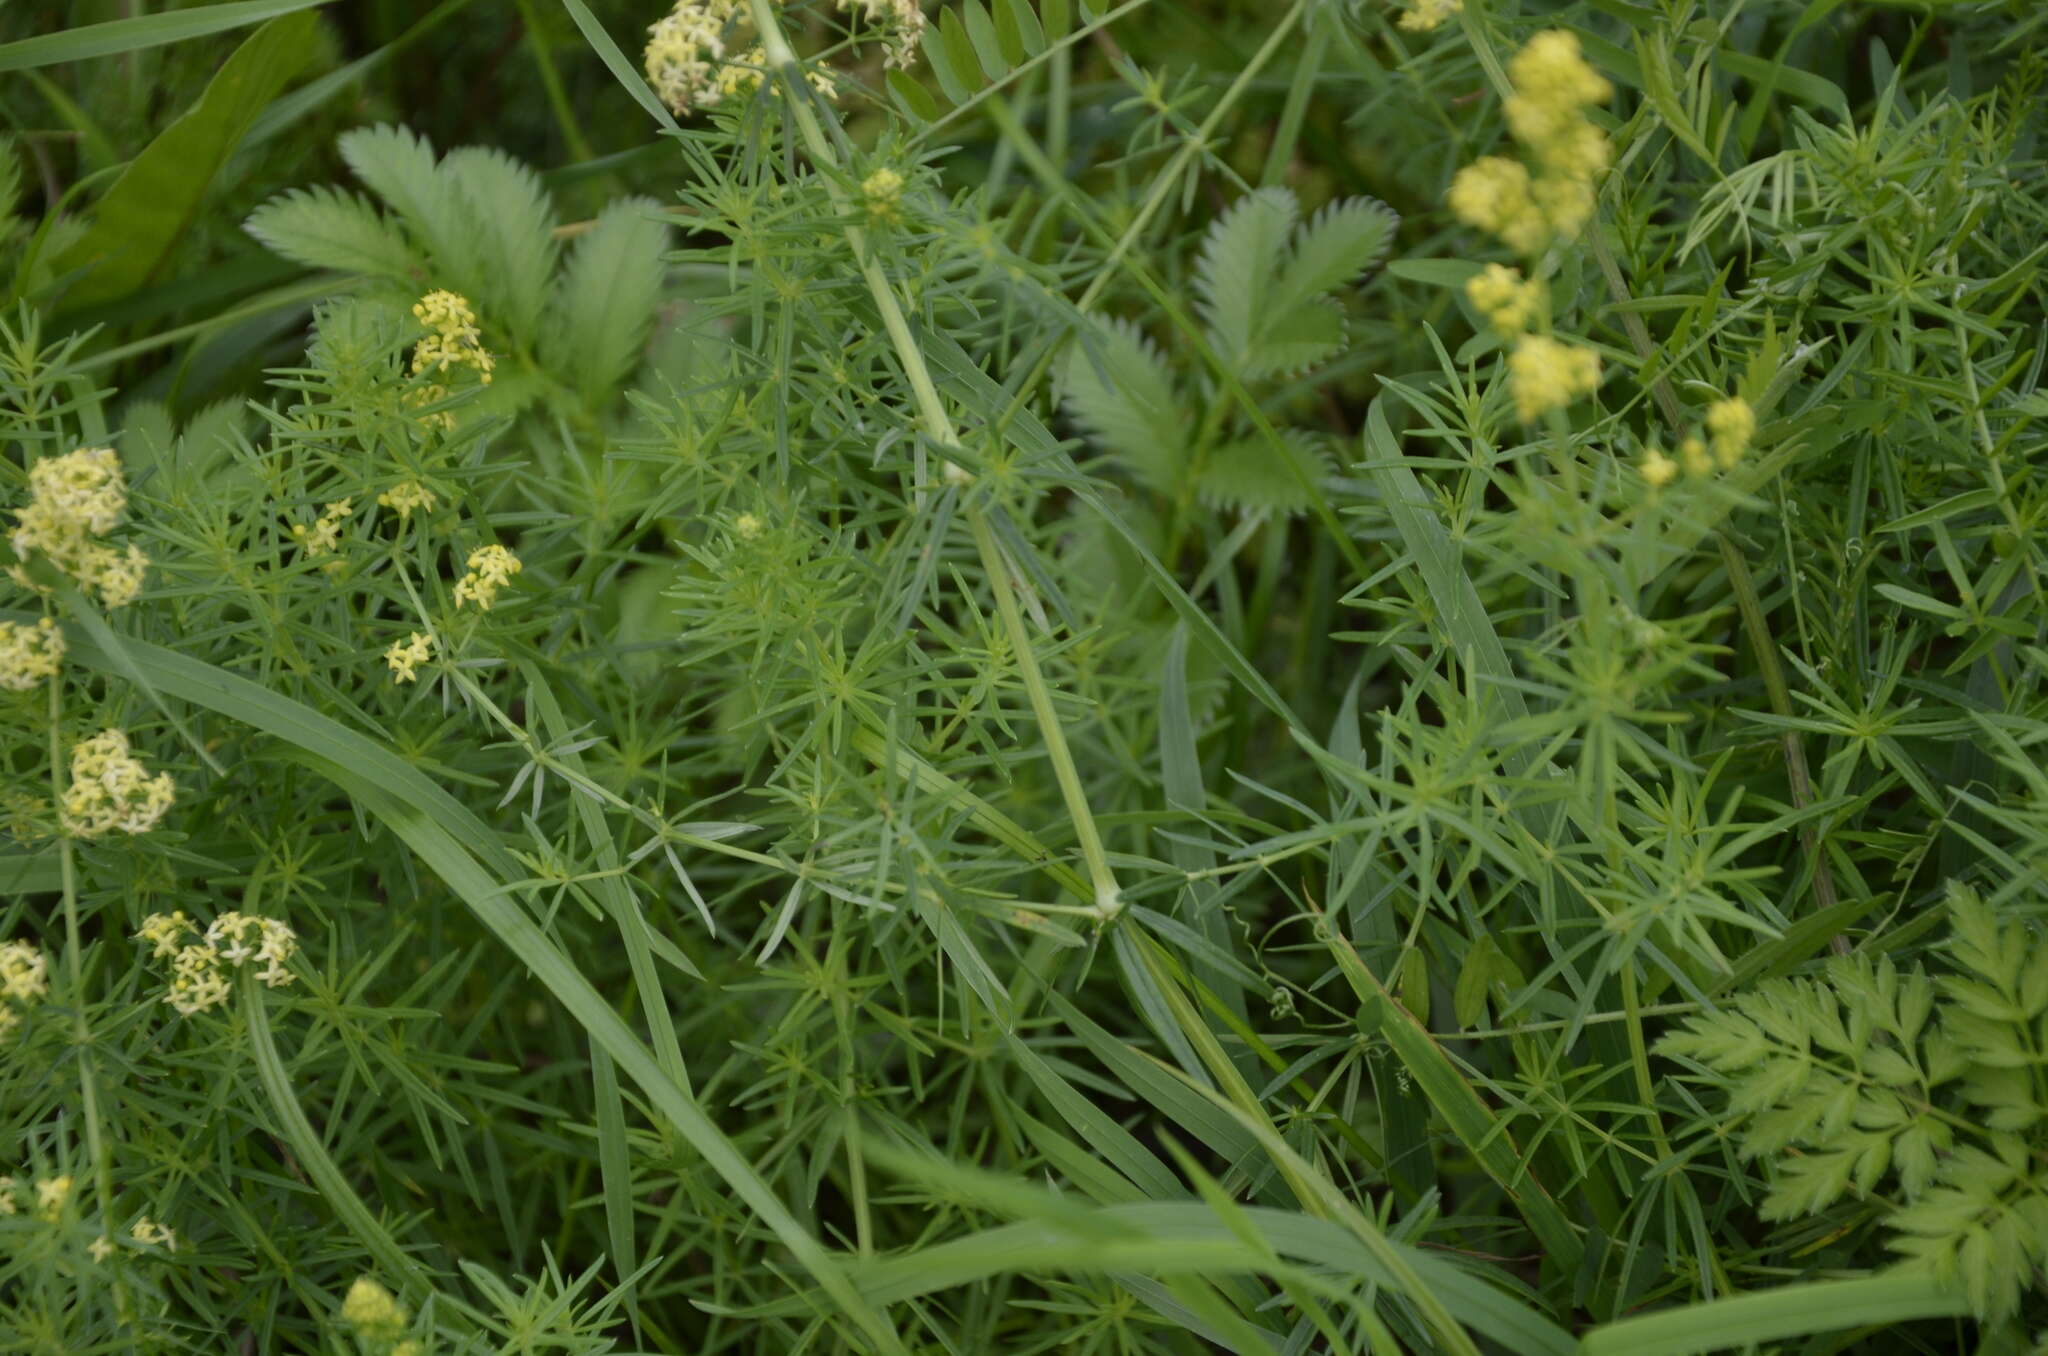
[543,197,668,407]
[1190,429,1327,515]
[338,124,468,287]
[1062,317,1185,493]
[244,186,422,279]
[1269,196,1397,318]
[1195,187,1296,365]
[443,146,558,337]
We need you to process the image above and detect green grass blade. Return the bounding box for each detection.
[1577,1273,1970,1355]
[54,11,321,309]
[0,0,328,72]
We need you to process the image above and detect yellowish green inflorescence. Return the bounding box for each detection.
[136,910,297,1016]
[8,446,151,608]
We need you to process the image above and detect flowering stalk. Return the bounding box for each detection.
[47,653,128,1320]
[745,0,1123,922]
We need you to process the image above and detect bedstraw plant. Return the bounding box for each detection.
[2,0,2046,1351]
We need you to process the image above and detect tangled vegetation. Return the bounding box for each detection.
[2,0,2046,1351]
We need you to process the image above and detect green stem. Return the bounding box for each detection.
[50,655,127,1321]
[746,0,1122,919]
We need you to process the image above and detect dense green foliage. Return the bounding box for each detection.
[2,0,2046,1351]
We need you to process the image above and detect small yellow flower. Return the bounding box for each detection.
[385,632,435,684]
[89,1234,115,1263]
[453,545,522,611]
[0,940,48,1003]
[9,447,151,607]
[733,513,764,541]
[0,1176,16,1214]
[36,1175,72,1222]
[377,481,438,522]
[341,1276,410,1341]
[1506,335,1601,421]
[1464,263,1543,336]
[1705,396,1755,468]
[1639,446,1679,490]
[59,729,175,838]
[409,291,494,390]
[1396,0,1460,31]
[166,943,230,1015]
[289,499,354,558]
[862,168,906,222]
[1507,30,1612,114]
[132,1215,177,1251]
[136,912,194,960]
[1448,157,1548,254]
[0,618,64,691]
[1679,435,1713,478]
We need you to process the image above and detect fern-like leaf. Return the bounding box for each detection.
[244,186,422,281]
[1060,317,1185,494]
[544,198,671,408]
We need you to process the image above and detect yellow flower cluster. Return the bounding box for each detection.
[130,1215,177,1251]
[862,167,906,223]
[644,0,905,115]
[385,631,434,683]
[377,480,437,522]
[341,1276,412,1342]
[407,290,493,429]
[411,291,495,383]
[61,729,175,838]
[0,1173,73,1221]
[1464,263,1544,337]
[1639,396,1756,491]
[0,617,63,692]
[453,544,522,611]
[1507,334,1602,422]
[8,447,151,608]
[1397,0,1460,32]
[1448,30,1611,255]
[0,939,47,1045]
[137,910,298,1016]
[290,498,354,559]
[839,0,926,70]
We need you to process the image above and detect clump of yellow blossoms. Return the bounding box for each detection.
[8,447,151,608]
[1705,396,1755,468]
[61,729,175,838]
[290,498,354,559]
[1507,334,1601,422]
[137,910,297,1016]
[378,480,437,521]
[1637,396,1756,493]
[862,167,905,223]
[408,290,493,429]
[385,631,434,683]
[0,617,63,692]
[0,1173,74,1221]
[453,544,522,611]
[1397,0,1460,32]
[1449,30,1611,255]
[1464,263,1543,336]
[341,1276,411,1341]
[0,939,47,1045]
[643,0,915,116]
[131,1215,177,1251]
